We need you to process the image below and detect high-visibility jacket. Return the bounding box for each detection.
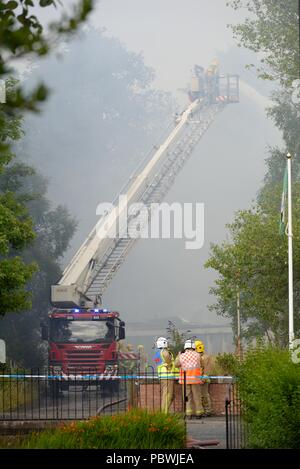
[178,350,203,385]
[155,349,179,380]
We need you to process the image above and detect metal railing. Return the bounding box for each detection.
[225,383,247,449]
[0,368,232,422]
[0,368,183,421]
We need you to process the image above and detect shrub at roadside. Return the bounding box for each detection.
[213,352,240,376]
[23,410,186,449]
[237,347,300,448]
[0,366,39,413]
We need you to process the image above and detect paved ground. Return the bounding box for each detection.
[1,385,127,421]
[187,416,227,449]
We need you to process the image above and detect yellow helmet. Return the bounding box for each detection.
[195,340,204,353]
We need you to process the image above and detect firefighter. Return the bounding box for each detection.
[195,339,213,416]
[175,339,204,419]
[194,64,205,98]
[154,337,177,413]
[137,344,148,372]
[205,58,220,102]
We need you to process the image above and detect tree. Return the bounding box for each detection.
[23,28,176,180]
[0,1,94,132]
[166,321,193,356]
[228,0,299,86]
[263,91,300,188]
[227,1,300,181]
[227,1,300,183]
[0,15,175,364]
[0,162,76,367]
[205,184,300,346]
[0,1,94,76]
[0,79,37,315]
[0,1,93,316]
[21,28,176,255]
[208,1,300,347]
[237,347,300,448]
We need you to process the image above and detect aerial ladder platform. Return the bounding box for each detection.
[51,73,239,310]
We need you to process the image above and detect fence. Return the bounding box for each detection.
[225,383,247,449]
[0,368,233,422]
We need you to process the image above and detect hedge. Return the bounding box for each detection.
[237,347,300,448]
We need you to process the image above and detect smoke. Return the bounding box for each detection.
[20,1,283,340]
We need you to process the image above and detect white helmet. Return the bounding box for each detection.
[184,339,196,350]
[156,337,168,349]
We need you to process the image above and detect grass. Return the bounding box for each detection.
[0,435,29,449]
[0,378,38,413]
[19,410,186,449]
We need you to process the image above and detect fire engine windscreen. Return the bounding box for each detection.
[50,319,115,344]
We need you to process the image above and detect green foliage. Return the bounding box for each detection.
[0,82,38,313]
[207,2,300,351]
[266,90,300,160]
[227,0,300,185]
[0,377,38,413]
[262,147,292,187]
[22,410,186,449]
[0,2,92,317]
[263,90,300,189]
[214,352,240,376]
[0,257,36,314]
[227,0,299,86]
[0,1,94,156]
[0,0,93,76]
[0,162,76,367]
[166,321,191,356]
[237,347,300,448]
[0,435,28,449]
[0,191,34,254]
[205,184,300,346]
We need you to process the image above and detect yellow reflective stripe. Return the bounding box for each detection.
[157,351,179,379]
[158,374,179,379]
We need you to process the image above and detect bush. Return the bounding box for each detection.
[23,410,186,449]
[0,371,39,413]
[237,347,300,448]
[213,352,240,376]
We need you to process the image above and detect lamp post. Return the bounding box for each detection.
[299,0,300,78]
[235,271,242,359]
[287,153,294,349]
[236,288,241,358]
